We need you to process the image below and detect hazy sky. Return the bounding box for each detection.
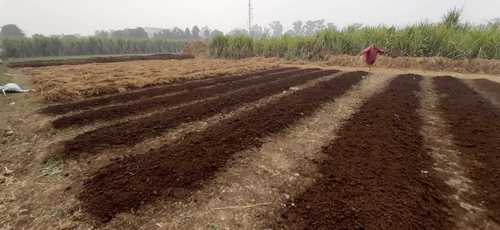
[1,0,499,35]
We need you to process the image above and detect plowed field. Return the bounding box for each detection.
[2,66,500,230]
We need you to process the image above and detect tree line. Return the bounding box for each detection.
[152,26,224,40]
[93,26,224,41]
[227,20,337,38]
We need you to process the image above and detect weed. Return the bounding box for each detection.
[40,157,63,177]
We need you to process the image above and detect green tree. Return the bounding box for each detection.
[1,24,25,38]
[269,21,283,37]
[292,21,304,36]
[201,26,211,38]
[192,26,201,39]
[210,29,224,38]
[184,27,192,39]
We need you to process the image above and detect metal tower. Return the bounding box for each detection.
[248,0,253,35]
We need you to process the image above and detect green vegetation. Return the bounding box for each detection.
[210,10,500,60]
[40,158,63,177]
[1,36,185,59]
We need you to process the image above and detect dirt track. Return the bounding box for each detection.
[435,76,500,224]
[64,69,339,156]
[77,71,366,222]
[273,75,451,229]
[41,67,297,115]
[52,68,317,128]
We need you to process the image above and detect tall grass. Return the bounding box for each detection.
[1,37,185,59]
[210,11,500,60]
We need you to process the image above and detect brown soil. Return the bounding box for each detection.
[52,68,315,129]
[471,79,500,107]
[7,53,194,68]
[274,75,452,230]
[40,67,297,115]
[434,76,500,224]
[77,71,366,223]
[419,78,495,229]
[63,69,337,157]
[145,74,392,230]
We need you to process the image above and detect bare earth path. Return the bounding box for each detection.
[274,75,451,229]
[135,73,393,230]
[77,71,366,223]
[435,77,500,227]
[419,77,499,229]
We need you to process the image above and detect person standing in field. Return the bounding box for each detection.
[359,44,384,70]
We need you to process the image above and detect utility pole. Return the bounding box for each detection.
[248,0,253,36]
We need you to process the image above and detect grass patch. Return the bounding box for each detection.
[207,224,219,230]
[40,157,63,177]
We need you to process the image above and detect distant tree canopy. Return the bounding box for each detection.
[285,20,327,36]
[152,25,221,40]
[269,21,284,37]
[0,24,25,38]
[488,18,500,28]
[210,29,224,38]
[94,27,148,39]
[191,26,200,38]
[94,26,219,41]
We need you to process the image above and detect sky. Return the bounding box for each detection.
[1,0,499,36]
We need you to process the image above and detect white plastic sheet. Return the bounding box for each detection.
[1,83,30,96]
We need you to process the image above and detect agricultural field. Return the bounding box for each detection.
[19,57,283,103]
[1,58,500,230]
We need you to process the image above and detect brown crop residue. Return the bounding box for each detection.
[24,57,283,103]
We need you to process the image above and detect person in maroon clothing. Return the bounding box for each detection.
[359,44,385,70]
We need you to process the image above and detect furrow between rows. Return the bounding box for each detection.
[63,69,339,157]
[52,68,314,129]
[274,75,451,229]
[77,71,366,222]
[435,76,500,224]
[42,67,297,115]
